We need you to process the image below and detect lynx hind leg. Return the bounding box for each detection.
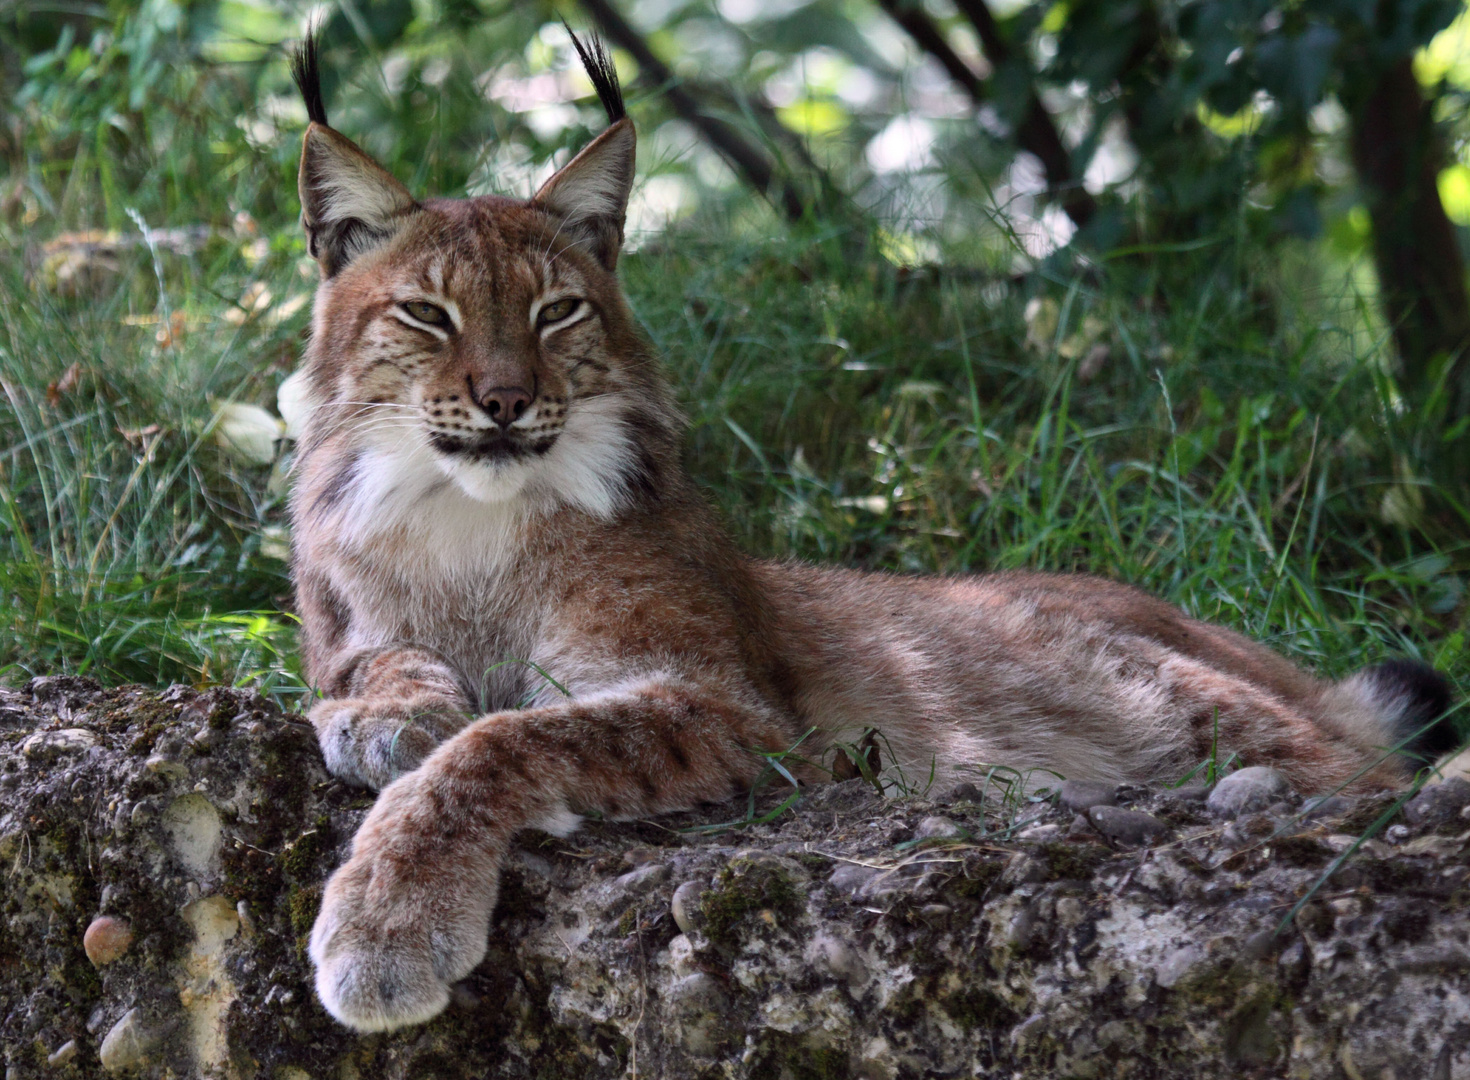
[1318,659,1461,781]
[309,648,472,790]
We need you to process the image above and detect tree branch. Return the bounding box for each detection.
[577,0,812,223]
[877,0,1096,229]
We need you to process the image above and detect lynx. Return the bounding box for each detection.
[286,32,1458,1033]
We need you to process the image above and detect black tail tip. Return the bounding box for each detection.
[1369,659,1459,763]
[292,22,328,127]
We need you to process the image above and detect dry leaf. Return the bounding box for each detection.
[46,362,83,406]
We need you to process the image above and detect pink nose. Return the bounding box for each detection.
[475,386,532,429]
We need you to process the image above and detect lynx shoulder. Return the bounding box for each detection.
[284,30,1460,1033]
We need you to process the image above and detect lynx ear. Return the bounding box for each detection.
[291,32,416,277]
[297,124,418,277]
[533,118,636,269]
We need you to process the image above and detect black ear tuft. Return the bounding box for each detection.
[562,21,624,124]
[292,22,329,127]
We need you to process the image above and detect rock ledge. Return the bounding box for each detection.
[2,678,1468,1079]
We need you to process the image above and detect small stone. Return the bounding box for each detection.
[806,932,868,988]
[1060,779,1118,814]
[1207,767,1292,818]
[828,864,878,895]
[1088,806,1169,845]
[1005,903,1037,949]
[236,900,256,936]
[83,916,133,966]
[99,1009,159,1072]
[621,846,662,867]
[129,801,153,828]
[1243,929,1283,961]
[511,849,553,878]
[1054,897,1085,929]
[940,782,982,804]
[668,973,728,1055]
[1301,795,1356,822]
[670,881,707,934]
[859,1036,902,1080]
[448,981,480,1010]
[1158,783,1210,806]
[47,1040,78,1067]
[1015,823,1061,842]
[20,728,98,761]
[1065,813,1094,839]
[143,753,186,780]
[914,815,964,841]
[613,862,669,894]
[1405,778,1470,825]
[1155,944,1204,988]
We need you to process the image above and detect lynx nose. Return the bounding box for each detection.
[474,386,532,429]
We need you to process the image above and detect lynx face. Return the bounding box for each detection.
[293,62,661,520]
[306,196,642,509]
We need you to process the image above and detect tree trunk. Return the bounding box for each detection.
[1350,57,1470,418]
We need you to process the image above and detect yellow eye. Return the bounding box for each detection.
[401,300,449,326]
[537,298,580,326]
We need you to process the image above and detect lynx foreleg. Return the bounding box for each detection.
[308,646,472,790]
[309,677,790,1032]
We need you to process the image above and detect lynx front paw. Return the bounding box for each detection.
[307,774,498,1032]
[308,699,443,790]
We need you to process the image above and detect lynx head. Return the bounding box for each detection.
[289,30,675,518]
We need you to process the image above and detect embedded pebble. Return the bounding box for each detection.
[82,916,133,966]
[1157,783,1210,807]
[806,932,868,988]
[1065,814,1094,839]
[613,862,669,894]
[827,863,878,895]
[915,815,964,841]
[668,973,728,1055]
[1015,823,1062,842]
[670,881,707,934]
[1060,779,1118,814]
[20,728,98,761]
[98,1009,159,1072]
[1301,795,1356,821]
[1154,945,1204,988]
[46,1040,78,1067]
[1206,767,1292,818]
[941,782,982,804]
[1088,806,1168,844]
[1405,778,1470,825]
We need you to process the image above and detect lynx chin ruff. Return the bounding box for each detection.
[286,31,1460,1033]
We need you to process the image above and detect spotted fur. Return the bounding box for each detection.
[286,30,1460,1033]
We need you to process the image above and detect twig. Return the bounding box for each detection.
[876,0,1096,229]
[950,0,1096,227]
[578,0,812,223]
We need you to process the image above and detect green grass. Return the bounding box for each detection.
[1,30,1466,720]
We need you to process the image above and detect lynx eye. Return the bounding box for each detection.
[401,300,450,326]
[537,298,581,327]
